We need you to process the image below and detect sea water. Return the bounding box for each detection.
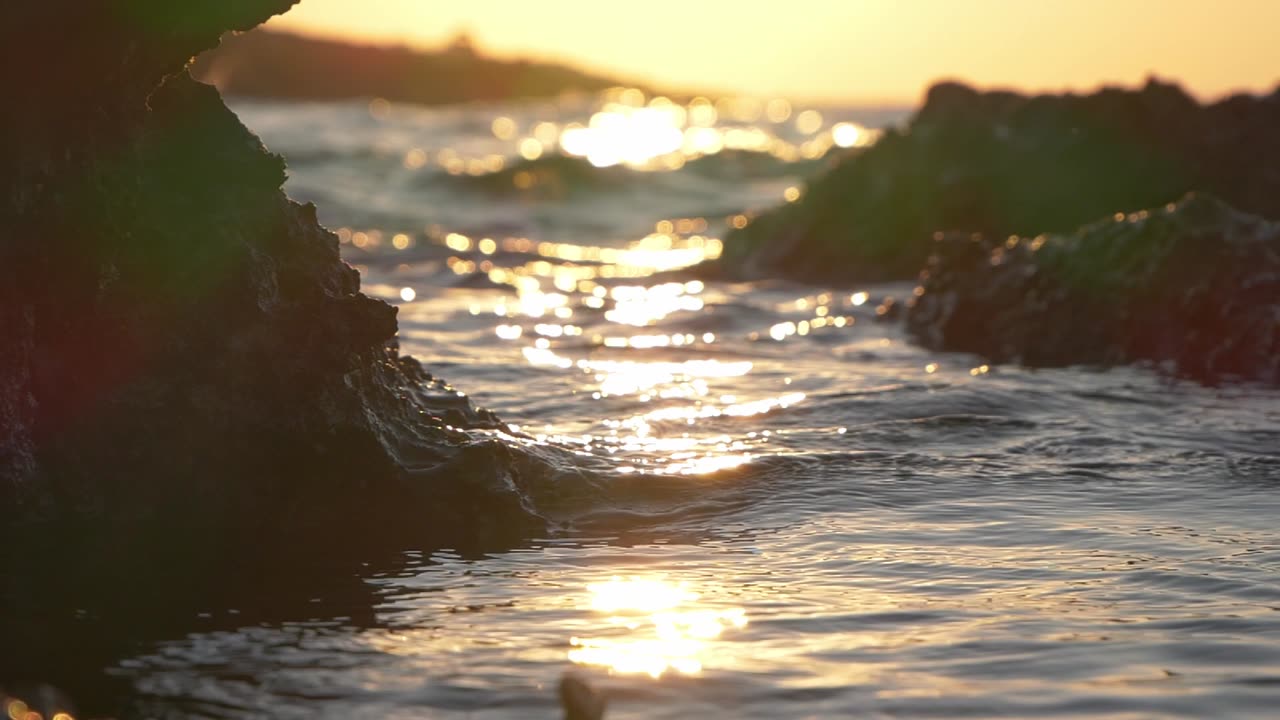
[114,92,1280,718]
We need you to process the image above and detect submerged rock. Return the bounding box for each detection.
[712,79,1280,284]
[560,672,607,720]
[0,1,549,690]
[905,194,1280,385]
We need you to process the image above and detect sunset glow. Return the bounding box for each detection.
[267,0,1280,103]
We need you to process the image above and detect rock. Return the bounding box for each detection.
[905,194,1280,385]
[0,0,549,690]
[190,28,644,105]
[560,673,607,720]
[0,1,556,703]
[712,79,1280,284]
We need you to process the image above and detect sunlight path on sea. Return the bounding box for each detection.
[107,95,1280,719]
[377,230,880,479]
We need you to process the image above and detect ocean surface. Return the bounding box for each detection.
[115,92,1280,718]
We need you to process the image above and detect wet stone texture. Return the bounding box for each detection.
[906,194,1280,386]
[0,0,546,654]
[713,79,1280,285]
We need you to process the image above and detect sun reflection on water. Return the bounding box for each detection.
[569,577,748,678]
[441,87,884,172]
[365,215,869,477]
[416,221,850,476]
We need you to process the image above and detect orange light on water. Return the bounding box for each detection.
[832,121,866,148]
[569,577,748,678]
[518,137,543,160]
[795,109,823,134]
[490,115,516,140]
[588,577,698,613]
[402,147,428,168]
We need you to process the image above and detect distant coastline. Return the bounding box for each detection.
[192,28,652,105]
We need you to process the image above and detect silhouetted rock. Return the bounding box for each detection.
[192,28,644,105]
[712,79,1280,284]
[0,1,549,695]
[560,672,607,720]
[906,194,1280,385]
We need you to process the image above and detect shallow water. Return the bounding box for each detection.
[114,93,1280,718]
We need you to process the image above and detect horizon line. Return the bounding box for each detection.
[249,24,1280,108]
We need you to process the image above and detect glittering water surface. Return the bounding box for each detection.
[116,94,1280,718]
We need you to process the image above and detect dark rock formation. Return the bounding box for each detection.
[906,194,1280,385]
[1,1,549,695]
[711,79,1280,284]
[192,28,642,105]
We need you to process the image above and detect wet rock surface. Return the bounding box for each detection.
[906,194,1280,385]
[712,79,1280,284]
[0,1,548,700]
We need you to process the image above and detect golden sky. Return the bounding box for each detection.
[267,0,1280,104]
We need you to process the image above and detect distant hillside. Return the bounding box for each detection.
[191,29,647,105]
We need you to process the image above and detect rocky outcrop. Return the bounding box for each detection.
[192,28,641,105]
[906,194,1280,385]
[1,0,546,641]
[711,79,1280,284]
